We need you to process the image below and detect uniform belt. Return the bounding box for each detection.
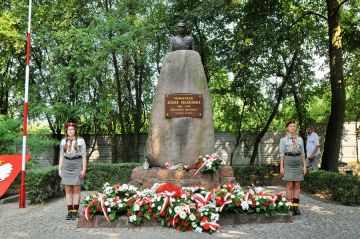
[285,152,301,156]
[64,155,82,160]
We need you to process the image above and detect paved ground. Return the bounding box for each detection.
[1,186,360,239]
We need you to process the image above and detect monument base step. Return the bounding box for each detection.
[77,213,292,228]
[129,165,236,189]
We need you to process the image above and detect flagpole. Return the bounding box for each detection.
[20,0,32,208]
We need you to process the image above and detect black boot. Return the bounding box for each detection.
[292,198,301,215]
[65,211,72,220]
[293,206,301,215]
[71,210,79,220]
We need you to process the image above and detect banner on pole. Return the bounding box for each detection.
[0,155,31,197]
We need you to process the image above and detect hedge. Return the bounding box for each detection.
[26,163,140,203]
[27,166,62,203]
[83,163,140,191]
[232,165,280,186]
[302,170,360,206]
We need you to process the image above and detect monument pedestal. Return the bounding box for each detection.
[130,165,235,189]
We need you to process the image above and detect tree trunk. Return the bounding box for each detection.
[52,126,62,165]
[249,50,298,165]
[230,103,246,165]
[292,89,307,141]
[321,0,346,172]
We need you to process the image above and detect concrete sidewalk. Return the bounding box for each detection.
[1,186,360,239]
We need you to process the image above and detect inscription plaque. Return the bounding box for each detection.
[165,93,203,118]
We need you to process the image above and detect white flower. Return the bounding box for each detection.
[241,201,249,211]
[171,198,175,202]
[179,211,187,219]
[151,203,155,208]
[278,202,284,206]
[254,186,264,194]
[168,208,173,214]
[195,227,203,233]
[85,196,90,201]
[174,206,182,214]
[107,208,111,212]
[282,197,287,202]
[210,213,219,221]
[256,201,259,206]
[118,203,124,208]
[121,184,129,191]
[191,222,197,228]
[129,215,137,222]
[189,214,196,221]
[104,201,110,206]
[204,212,208,215]
[134,204,140,212]
[157,206,162,211]
[181,194,187,199]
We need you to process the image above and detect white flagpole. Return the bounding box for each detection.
[20,0,32,208]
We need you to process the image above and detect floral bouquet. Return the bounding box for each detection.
[194,153,222,175]
[82,182,290,234]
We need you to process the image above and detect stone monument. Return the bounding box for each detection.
[130,21,234,189]
[145,50,214,168]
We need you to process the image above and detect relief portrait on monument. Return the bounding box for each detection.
[169,20,196,52]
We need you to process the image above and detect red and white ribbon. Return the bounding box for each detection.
[84,205,91,221]
[217,193,233,212]
[193,191,213,208]
[200,218,222,231]
[269,195,278,205]
[99,194,111,222]
[159,191,175,215]
[172,203,195,226]
[134,194,152,207]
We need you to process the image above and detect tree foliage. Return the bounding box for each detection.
[0,0,358,166]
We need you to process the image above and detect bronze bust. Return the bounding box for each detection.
[169,20,195,51]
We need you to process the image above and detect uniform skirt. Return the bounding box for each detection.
[61,158,84,185]
[282,155,304,181]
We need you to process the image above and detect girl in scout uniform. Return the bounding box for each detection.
[279,119,307,215]
[58,122,87,220]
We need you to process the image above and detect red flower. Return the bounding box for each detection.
[263,202,268,206]
[147,208,152,213]
[160,211,165,217]
[203,224,210,230]
[216,198,224,206]
[156,182,182,198]
[97,205,102,211]
[92,200,98,206]
[166,216,171,221]
[251,203,256,208]
[176,226,181,231]
[137,211,143,217]
[181,221,188,226]
[153,213,158,219]
[127,211,131,217]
